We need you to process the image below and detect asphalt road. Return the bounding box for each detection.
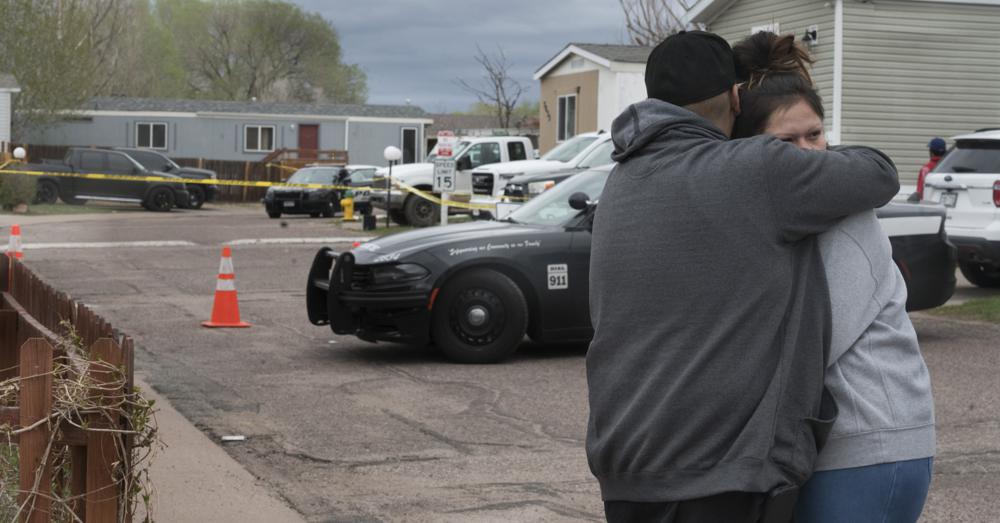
[3,205,999,522]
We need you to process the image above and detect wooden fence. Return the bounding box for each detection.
[1,257,135,522]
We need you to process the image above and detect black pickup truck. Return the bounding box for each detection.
[29,148,190,212]
[114,148,219,209]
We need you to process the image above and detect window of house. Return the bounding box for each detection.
[557,94,577,142]
[137,122,167,149]
[507,141,527,161]
[245,125,276,152]
[401,127,418,164]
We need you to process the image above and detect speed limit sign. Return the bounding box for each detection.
[433,158,456,192]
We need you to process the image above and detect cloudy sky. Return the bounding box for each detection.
[291,1,627,113]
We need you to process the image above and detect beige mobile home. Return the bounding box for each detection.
[534,44,652,154]
[685,0,1000,181]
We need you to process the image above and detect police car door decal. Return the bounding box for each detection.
[547,264,568,290]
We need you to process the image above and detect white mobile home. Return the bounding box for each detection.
[685,0,1000,181]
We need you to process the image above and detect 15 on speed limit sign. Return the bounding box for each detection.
[433,158,456,193]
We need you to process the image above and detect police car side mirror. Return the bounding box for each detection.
[568,192,591,210]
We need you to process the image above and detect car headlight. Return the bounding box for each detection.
[528,180,556,195]
[504,183,526,195]
[370,263,429,285]
[264,187,275,199]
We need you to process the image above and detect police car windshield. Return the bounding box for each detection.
[542,135,598,162]
[287,168,338,185]
[507,167,611,226]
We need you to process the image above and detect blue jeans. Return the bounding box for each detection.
[794,458,933,523]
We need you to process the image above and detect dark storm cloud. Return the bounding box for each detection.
[291,1,626,111]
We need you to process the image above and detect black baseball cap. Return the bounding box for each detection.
[645,31,737,106]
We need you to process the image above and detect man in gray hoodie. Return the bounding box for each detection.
[586,31,900,522]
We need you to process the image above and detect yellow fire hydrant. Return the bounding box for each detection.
[341,190,356,221]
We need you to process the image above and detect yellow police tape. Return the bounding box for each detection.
[0,164,527,210]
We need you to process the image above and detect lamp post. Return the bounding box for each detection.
[383,146,402,229]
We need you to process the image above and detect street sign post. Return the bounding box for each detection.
[435,131,458,225]
[433,158,456,193]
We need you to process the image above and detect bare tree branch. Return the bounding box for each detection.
[619,0,690,46]
[456,45,524,129]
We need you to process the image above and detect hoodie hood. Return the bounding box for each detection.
[610,98,728,163]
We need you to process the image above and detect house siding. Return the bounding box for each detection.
[24,115,424,165]
[708,0,835,131]
[538,70,599,154]
[0,92,11,145]
[842,0,1000,181]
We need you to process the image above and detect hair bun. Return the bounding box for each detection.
[734,32,814,87]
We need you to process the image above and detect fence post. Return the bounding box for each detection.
[86,338,123,522]
[242,161,251,202]
[1,257,7,293]
[18,338,54,523]
[0,310,16,381]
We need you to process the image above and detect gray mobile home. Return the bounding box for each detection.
[685,0,1000,182]
[24,97,433,166]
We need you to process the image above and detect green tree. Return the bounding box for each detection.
[0,0,127,137]
[158,0,366,103]
[101,0,187,98]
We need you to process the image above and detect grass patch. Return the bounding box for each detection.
[928,295,1000,324]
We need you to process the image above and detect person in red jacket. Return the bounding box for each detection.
[915,137,947,200]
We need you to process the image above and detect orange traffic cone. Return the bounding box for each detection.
[6,224,23,259]
[202,246,251,328]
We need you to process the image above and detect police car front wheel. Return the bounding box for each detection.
[432,269,527,364]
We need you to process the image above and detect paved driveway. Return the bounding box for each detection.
[4,206,998,522]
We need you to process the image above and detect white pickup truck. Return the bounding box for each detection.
[468,132,613,216]
[368,135,535,227]
[922,128,1000,287]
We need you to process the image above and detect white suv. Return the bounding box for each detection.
[922,129,1000,287]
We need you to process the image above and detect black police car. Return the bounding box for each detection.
[308,166,611,363]
[264,164,377,219]
[307,165,955,363]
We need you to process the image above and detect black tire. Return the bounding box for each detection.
[403,193,440,228]
[321,201,335,218]
[267,210,281,219]
[144,187,174,212]
[186,186,206,209]
[432,269,528,364]
[389,209,408,225]
[959,261,1000,288]
[35,180,59,204]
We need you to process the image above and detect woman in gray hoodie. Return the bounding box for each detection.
[733,32,936,523]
